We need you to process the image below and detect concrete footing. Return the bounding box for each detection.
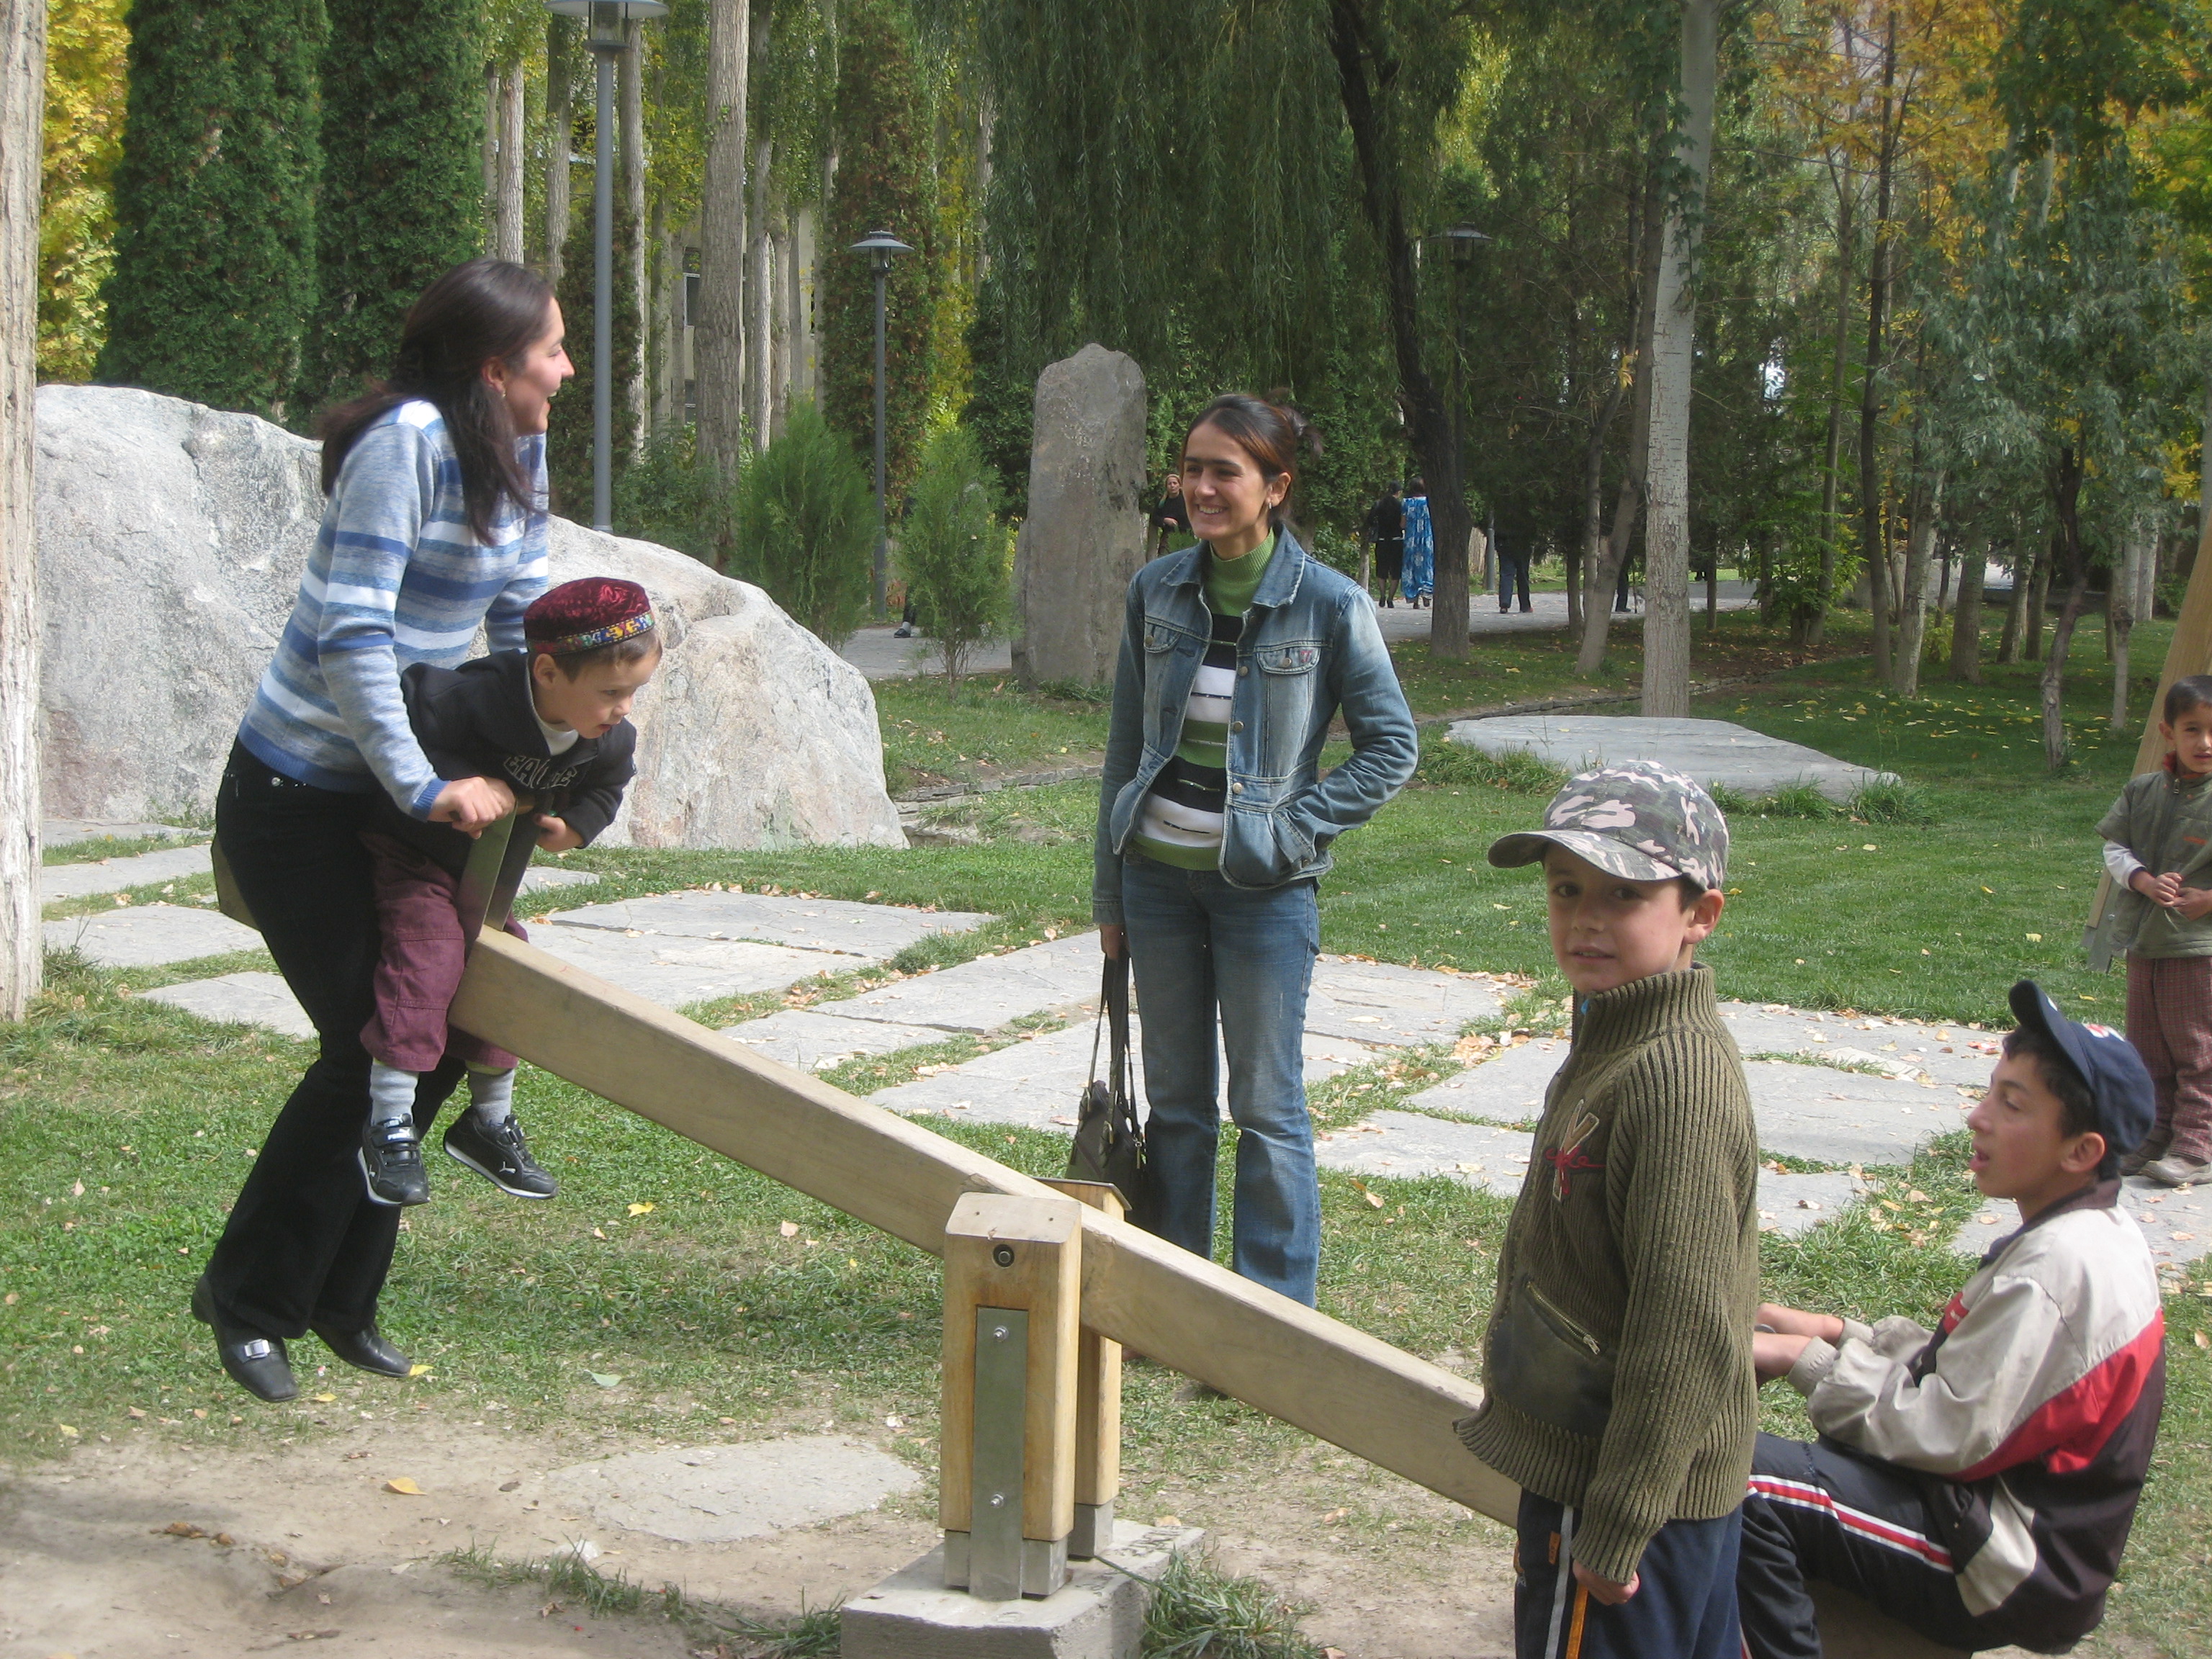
[840,1521,1202,1659]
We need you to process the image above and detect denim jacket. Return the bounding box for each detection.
[1092,529,1417,925]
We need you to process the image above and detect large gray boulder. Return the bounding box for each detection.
[1010,344,1148,688]
[32,385,903,849]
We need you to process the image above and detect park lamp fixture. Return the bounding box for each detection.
[546,0,667,51]
[851,228,915,274]
[1444,222,1493,264]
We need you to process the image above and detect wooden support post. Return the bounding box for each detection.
[1046,1179,1124,1558]
[940,1192,1081,1600]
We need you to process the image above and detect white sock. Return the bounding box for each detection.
[467,1066,516,1126]
[368,1061,419,1129]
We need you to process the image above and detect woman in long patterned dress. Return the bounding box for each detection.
[1400,477,1434,608]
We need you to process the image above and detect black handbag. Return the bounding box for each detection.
[1066,953,1151,1224]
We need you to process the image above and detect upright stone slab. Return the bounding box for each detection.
[1011,346,1148,689]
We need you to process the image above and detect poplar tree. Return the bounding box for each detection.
[548,202,642,521]
[297,0,485,417]
[97,0,325,418]
[821,0,936,503]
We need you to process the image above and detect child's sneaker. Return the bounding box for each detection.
[359,1122,429,1207]
[442,1114,558,1199]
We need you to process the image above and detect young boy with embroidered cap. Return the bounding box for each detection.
[1737,982,2165,1658]
[1459,759,1758,1659]
[356,576,659,1209]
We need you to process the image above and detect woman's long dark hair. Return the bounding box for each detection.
[1182,392,1325,534]
[318,258,554,544]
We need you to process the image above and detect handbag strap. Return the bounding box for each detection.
[1089,952,1133,1094]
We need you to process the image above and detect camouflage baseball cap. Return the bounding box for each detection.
[1486,759,1729,891]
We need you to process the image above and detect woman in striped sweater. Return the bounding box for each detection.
[194,260,570,1403]
[1094,395,1416,1306]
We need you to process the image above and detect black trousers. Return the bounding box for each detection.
[204,744,464,1339]
[1375,536,1405,587]
[1739,1432,1997,1658]
[1515,1488,1743,1658]
[1498,553,1532,612]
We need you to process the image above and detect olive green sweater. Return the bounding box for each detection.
[1457,963,1760,1583]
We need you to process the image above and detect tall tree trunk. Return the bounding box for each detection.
[773,210,796,435]
[0,0,42,1021]
[1809,156,1854,646]
[1577,160,1665,676]
[1894,470,1941,698]
[2025,532,2051,662]
[2110,515,2148,730]
[649,204,673,431]
[1639,0,1717,718]
[793,204,818,406]
[1949,532,1984,683]
[1858,11,1899,686]
[2039,446,2087,768]
[1999,536,2032,663]
[695,0,749,480]
[1326,0,1470,660]
[545,21,572,284]
[482,60,500,238]
[1574,374,1628,642]
[493,60,525,263]
[747,138,773,449]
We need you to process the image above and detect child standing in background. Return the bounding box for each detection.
[2096,673,2212,1186]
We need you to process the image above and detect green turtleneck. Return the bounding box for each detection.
[1205,529,1276,617]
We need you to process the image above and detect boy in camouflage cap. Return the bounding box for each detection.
[1459,760,1760,1658]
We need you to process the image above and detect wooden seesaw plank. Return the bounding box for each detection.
[449,928,1519,1525]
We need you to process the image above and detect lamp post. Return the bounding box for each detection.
[547,0,666,532]
[850,229,913,616]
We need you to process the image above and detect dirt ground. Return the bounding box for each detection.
[0,1413,1519,1659]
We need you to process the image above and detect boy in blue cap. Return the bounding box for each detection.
[1738,982,2167,1656]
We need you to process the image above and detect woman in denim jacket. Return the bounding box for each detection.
[1094,395,1417,1305]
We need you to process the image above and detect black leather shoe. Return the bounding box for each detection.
[191,1276,297,1403]
[311,1321,413,1377]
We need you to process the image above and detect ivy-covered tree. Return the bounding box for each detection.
[549,202,642,522]
[296,0,486,417]
[97,0,325,417]
[821,0,937,504]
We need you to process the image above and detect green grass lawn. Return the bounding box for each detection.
[7,610,2208,1655]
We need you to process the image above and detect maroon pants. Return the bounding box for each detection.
[359,832,525,1074]
[2125,952,2212,1162]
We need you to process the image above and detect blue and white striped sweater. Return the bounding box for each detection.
[237,400,549,816]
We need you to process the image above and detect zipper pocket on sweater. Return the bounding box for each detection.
[1486,1273,1616,1439]
[1525,1280,1604,1360]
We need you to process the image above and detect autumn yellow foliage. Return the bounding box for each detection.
[40,0,129,382]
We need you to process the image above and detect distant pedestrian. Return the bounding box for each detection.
[1401,478,1434,608]
[1496,531,1532,614]
[1362,482,1405,608]
[1150,471,1192,557]
[2096,673,2212,1184]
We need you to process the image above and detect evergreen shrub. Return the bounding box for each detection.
[731,404,875,648]
[896,426,1009,695]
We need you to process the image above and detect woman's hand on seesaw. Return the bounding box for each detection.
[430,775,516,835]
[534,814,585,853]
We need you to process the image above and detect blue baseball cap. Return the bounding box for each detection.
[2007,981,2154,1156]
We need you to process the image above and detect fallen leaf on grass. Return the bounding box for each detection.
[1349,1180,1385,1209]
[778,1220,801,1238]
[159,1521,208,1538]
[311,1392,336,1403]
[2195,1331,2208,1350]
[1321,1507,1349,1523]
[626,1202,655,1216]
[127,1406,145,1419]
[588,1371,623,1388]
[56,1424,78,1437]
[383,1476,424,1496]
[287,1631,341,1642]
[406,1363,432,1377]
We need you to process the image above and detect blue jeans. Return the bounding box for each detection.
[1516,1490,1742,1659]
[1120,853,1321,1305]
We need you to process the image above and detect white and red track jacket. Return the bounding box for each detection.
[1785,1181,2166,1646]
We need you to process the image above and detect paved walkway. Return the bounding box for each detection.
[837,583,1759,680]
[74,880,2208,1266]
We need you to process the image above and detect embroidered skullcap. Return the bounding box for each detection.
[524,577,656,657]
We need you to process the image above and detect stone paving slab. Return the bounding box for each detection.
[544,1434,921,1545]
[1314,1111,1866,1235]
[546,890,989,960]
[1447,714,1895,801]
[1403,1038,1964,1166]
[43,904,264,968]
[1948,1179,2211,1267]
[868,1022,1379,1127]
[718,1008,949,1071]
[42,819,199,848]
[527,927,838,1009]
[519,866,601,893]
[41,843,213,902]
[140,971,315,1040]
[821,931,1101,1032]
[1718,1002,1994,1089]
[1303,958,1503,1046]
